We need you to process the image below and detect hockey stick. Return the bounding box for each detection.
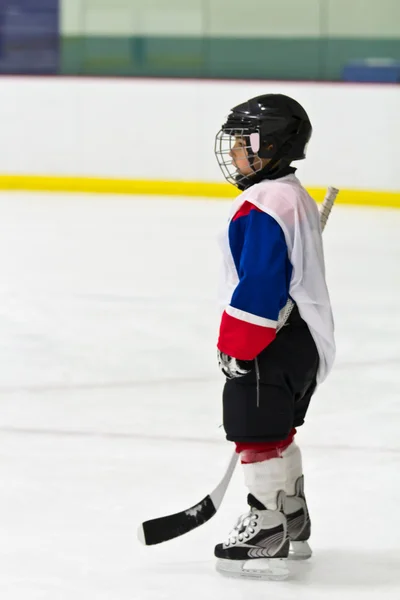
[138,186,339,547]
[137,450,238,546]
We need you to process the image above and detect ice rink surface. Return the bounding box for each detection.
[0,191,399,600]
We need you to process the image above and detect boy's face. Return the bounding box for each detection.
[229,136,265,176]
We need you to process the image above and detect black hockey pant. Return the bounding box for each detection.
[222,305,319,443]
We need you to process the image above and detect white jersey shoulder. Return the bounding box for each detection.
[228,174,335,383]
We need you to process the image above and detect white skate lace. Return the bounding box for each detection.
[225,509,259,546]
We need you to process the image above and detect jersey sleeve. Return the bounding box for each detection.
[217,203,291,360]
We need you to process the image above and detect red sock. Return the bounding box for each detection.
[236,428,296,463]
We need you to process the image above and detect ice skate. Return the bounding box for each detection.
[215,491,290,580]
[285,475,312,560]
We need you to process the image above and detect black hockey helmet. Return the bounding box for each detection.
[214,94,312,190]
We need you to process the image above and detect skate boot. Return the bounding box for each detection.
[215,491,290,580]
[285,475,312,560]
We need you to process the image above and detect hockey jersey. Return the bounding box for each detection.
[218,173,335,384]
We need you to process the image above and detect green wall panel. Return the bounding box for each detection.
[326,0,400,37]
[61,36,400,80]
[61,0,400,38]
[205,39,322,80]
[61,37,206,76]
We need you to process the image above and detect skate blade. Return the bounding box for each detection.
[289,541,312,561]
[216,558,289,581]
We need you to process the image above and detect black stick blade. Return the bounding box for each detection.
[138,494,217,546]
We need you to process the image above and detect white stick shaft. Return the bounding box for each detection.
[320,186,339,232]
[210,450,239,508]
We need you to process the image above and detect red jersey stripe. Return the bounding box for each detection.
[232,201,263,222]
[217,310,276,360]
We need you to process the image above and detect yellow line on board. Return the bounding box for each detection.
[0,175,399,208]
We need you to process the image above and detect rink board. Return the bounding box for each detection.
[0,175,399,208]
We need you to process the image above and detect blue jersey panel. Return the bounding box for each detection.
[228,207,292,321]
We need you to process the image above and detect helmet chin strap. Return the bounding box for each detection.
[237,141,295,190]
[236,160,296,191]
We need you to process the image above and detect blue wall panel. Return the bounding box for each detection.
[0,0,59,73]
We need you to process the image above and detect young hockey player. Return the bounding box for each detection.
[214,94,335,579]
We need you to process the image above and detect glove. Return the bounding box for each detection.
[217,350,252,379]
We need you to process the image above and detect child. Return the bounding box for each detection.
[213,94,335,579]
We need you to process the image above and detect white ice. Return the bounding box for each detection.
[0,191,399,600]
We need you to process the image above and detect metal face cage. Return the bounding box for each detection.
[214,128,263,189]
